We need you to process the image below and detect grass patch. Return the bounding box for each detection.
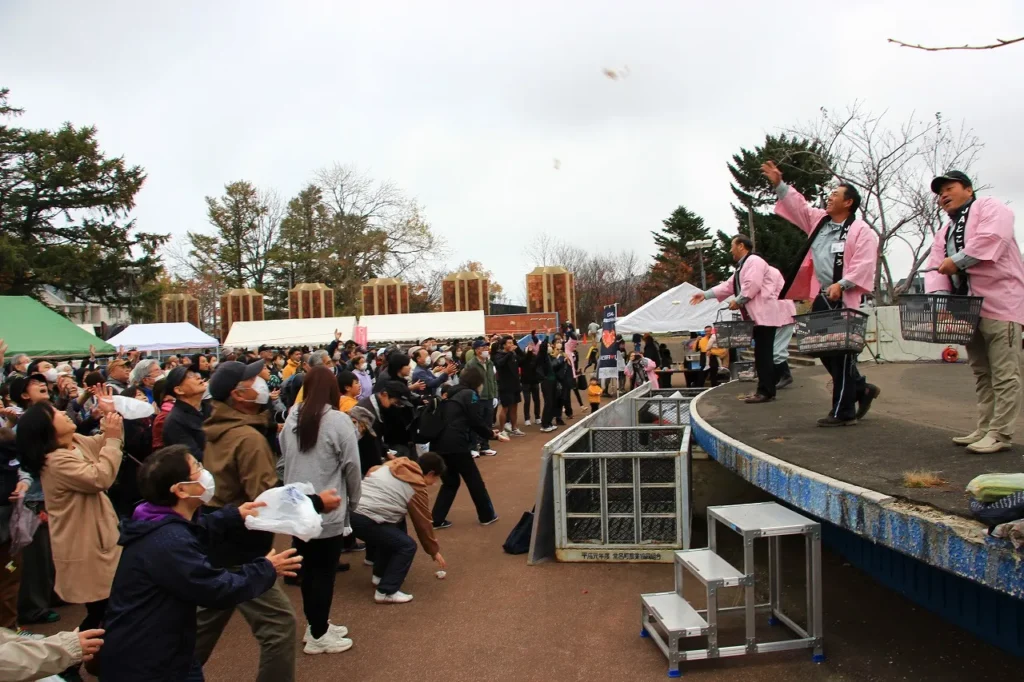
[902,470,947,488]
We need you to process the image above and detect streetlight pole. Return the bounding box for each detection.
[685,239,715,291]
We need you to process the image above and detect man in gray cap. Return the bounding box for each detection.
[924,171,1024,454]
[194,361,341,682]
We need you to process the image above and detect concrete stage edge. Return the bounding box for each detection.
[689,385,1024,655]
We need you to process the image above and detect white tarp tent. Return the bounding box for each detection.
[223,316,357,349]
[106,323,219,352]
[361,311,484,343]
[617,282,726,335]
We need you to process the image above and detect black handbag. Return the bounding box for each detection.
[502,508,534,555]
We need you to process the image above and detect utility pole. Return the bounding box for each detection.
[746,199,756,251]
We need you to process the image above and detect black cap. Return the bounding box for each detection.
[164,365,193,397]
[207,361,264,401]
[8,374,48,404]
[472,339,489,349]
[375,380,414,407]
[931,170,972,194]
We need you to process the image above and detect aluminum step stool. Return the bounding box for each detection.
[640,502,823,677]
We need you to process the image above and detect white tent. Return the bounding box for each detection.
[617,282,726,335]
[360,311,484,343]
[223,316,357,349]
[106,323,219,352]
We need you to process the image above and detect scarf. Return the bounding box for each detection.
[947,199,974,295]
[780,212,857,298]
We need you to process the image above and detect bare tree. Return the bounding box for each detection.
[785,103,983,301]
[888,36,1024,51]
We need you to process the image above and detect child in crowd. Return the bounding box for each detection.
[337,371,361,413]
[587,377,602,413]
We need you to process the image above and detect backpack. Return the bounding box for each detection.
[503,508,534,555]
[412,395,451,444]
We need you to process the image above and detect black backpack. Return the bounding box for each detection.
[413,395,451,444]
[503,508,534,555]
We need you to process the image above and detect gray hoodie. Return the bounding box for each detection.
[280,406,361,538]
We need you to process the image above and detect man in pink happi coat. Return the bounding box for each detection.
[690,234,794,403]
[924,170,1024,454]
[762,161,880,426]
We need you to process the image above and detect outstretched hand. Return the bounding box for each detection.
[761,160,782,186]
[266,548,303,577]
[689,293,705,306]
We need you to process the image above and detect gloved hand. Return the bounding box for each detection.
[492,398,498,408]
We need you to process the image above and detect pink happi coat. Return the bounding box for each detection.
[624,356,659,384]
[924,197,1024,325]
[565,337,580,378]
[709,254,795,327]
[775,186,878,309]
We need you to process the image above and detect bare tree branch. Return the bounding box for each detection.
[887,36,1024,51]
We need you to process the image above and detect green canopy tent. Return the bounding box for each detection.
[0,296,117,358]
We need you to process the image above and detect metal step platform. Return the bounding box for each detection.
[641,502,824,677]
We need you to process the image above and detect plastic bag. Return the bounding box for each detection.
[112,395,156,420]
[966,473,1024,503]
[9,496,40,554]
[244,482,323,541]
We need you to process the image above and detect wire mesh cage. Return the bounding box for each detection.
[591,427,688,453]
[899,293,982,344]
[634,398,691,426]
[793,308,868,356]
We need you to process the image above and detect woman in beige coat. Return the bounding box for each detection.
[15,402,124,640]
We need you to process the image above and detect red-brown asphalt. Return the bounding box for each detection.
[37,381,1020,681]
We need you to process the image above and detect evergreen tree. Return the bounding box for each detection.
[649,205,730,294]
[726,134,833,275]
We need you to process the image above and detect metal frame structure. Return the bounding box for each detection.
[641,502,824,677]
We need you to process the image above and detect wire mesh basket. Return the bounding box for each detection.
[898,294,982,345]
[794,308,868,357]
[715,317,754,348]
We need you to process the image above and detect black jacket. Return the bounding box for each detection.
[643,339,662,367]
[493,347,523,393]
[162,400,208,462]
[355,395,388,475]
[431,385,493,454]
[100,506,276,682]
[520,350,541,385]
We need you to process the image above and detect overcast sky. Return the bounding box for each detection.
[3,0,1023,304]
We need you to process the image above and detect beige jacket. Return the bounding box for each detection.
[0,627,81,681]
[40,433,124,604]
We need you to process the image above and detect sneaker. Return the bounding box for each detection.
[375,590,414,604]
[433,519,453,530]
[20,610,60,625]
[952,430,985,446]
[15,629,44,641]
[480,515,500,526]
[371,575,381,586]
[303,629,354,655]
[480,449,498,456]
[336,562,350,573]
[340,542,366,553]
[496,431,510,442]
[817,416,857,427]
[504,423,512,432]
[966,435,1012,454]
[510,428,526,437]
[555,419,566,426]
[775,375,793,390]
[855,384,881,420]
[540,425,557,433]
[363,558,374,567]
[524,419,532,426]
[471,450,480,458]
[304,623,349,643]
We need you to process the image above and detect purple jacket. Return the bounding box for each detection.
[354,369,373,401]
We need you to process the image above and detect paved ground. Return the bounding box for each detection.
[30,371,1022,681]
[696,362,1024,517]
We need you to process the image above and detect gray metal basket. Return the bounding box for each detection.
[794,308,868,357]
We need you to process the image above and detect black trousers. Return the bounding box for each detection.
[350,513,416,596]
[18,522,56,623]
[522,383,541,420]
[431,451,495,524]
[699,353,721,387]
[540,379,558,428]
[752,325,777,399]
[293,534,345,639]
[812,295,866,420]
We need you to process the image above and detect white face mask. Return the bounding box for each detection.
[479,351,490,361]
[251,376,271,405]
[179,469,216,504]
[356,364,366,372]
[43,368,59,383]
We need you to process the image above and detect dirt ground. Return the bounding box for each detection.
[32,371,1022,681]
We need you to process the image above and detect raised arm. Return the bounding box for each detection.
[763,161,828,235]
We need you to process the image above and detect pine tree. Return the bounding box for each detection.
[649,205,730,294]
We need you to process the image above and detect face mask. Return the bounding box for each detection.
[179,469,216,504]
[356,364,366,372]
[251,376,271,405]
[479,351,490,360]
[43,368,59,383]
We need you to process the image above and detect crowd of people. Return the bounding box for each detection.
[0,323,669,681]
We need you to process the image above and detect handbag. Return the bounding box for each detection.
[502,508,534,555]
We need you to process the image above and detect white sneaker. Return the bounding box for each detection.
[304,623,348,643]
[524,419,532,426]
[481,448,498,456]
[504,423,512,432]
[471,450,480,458]
[952,430,985,446]
[375,589,414,604]
[371,575,381,586]
[510,428,526,437]
[539,425,557,433]
[480,515,500,526]
[363,558,374,566]
[303,629,353,655]
[496,431,510,442]
[966,435,1012,454]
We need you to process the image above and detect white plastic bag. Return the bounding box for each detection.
[112,395,156,420]
[244,482,323,541]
